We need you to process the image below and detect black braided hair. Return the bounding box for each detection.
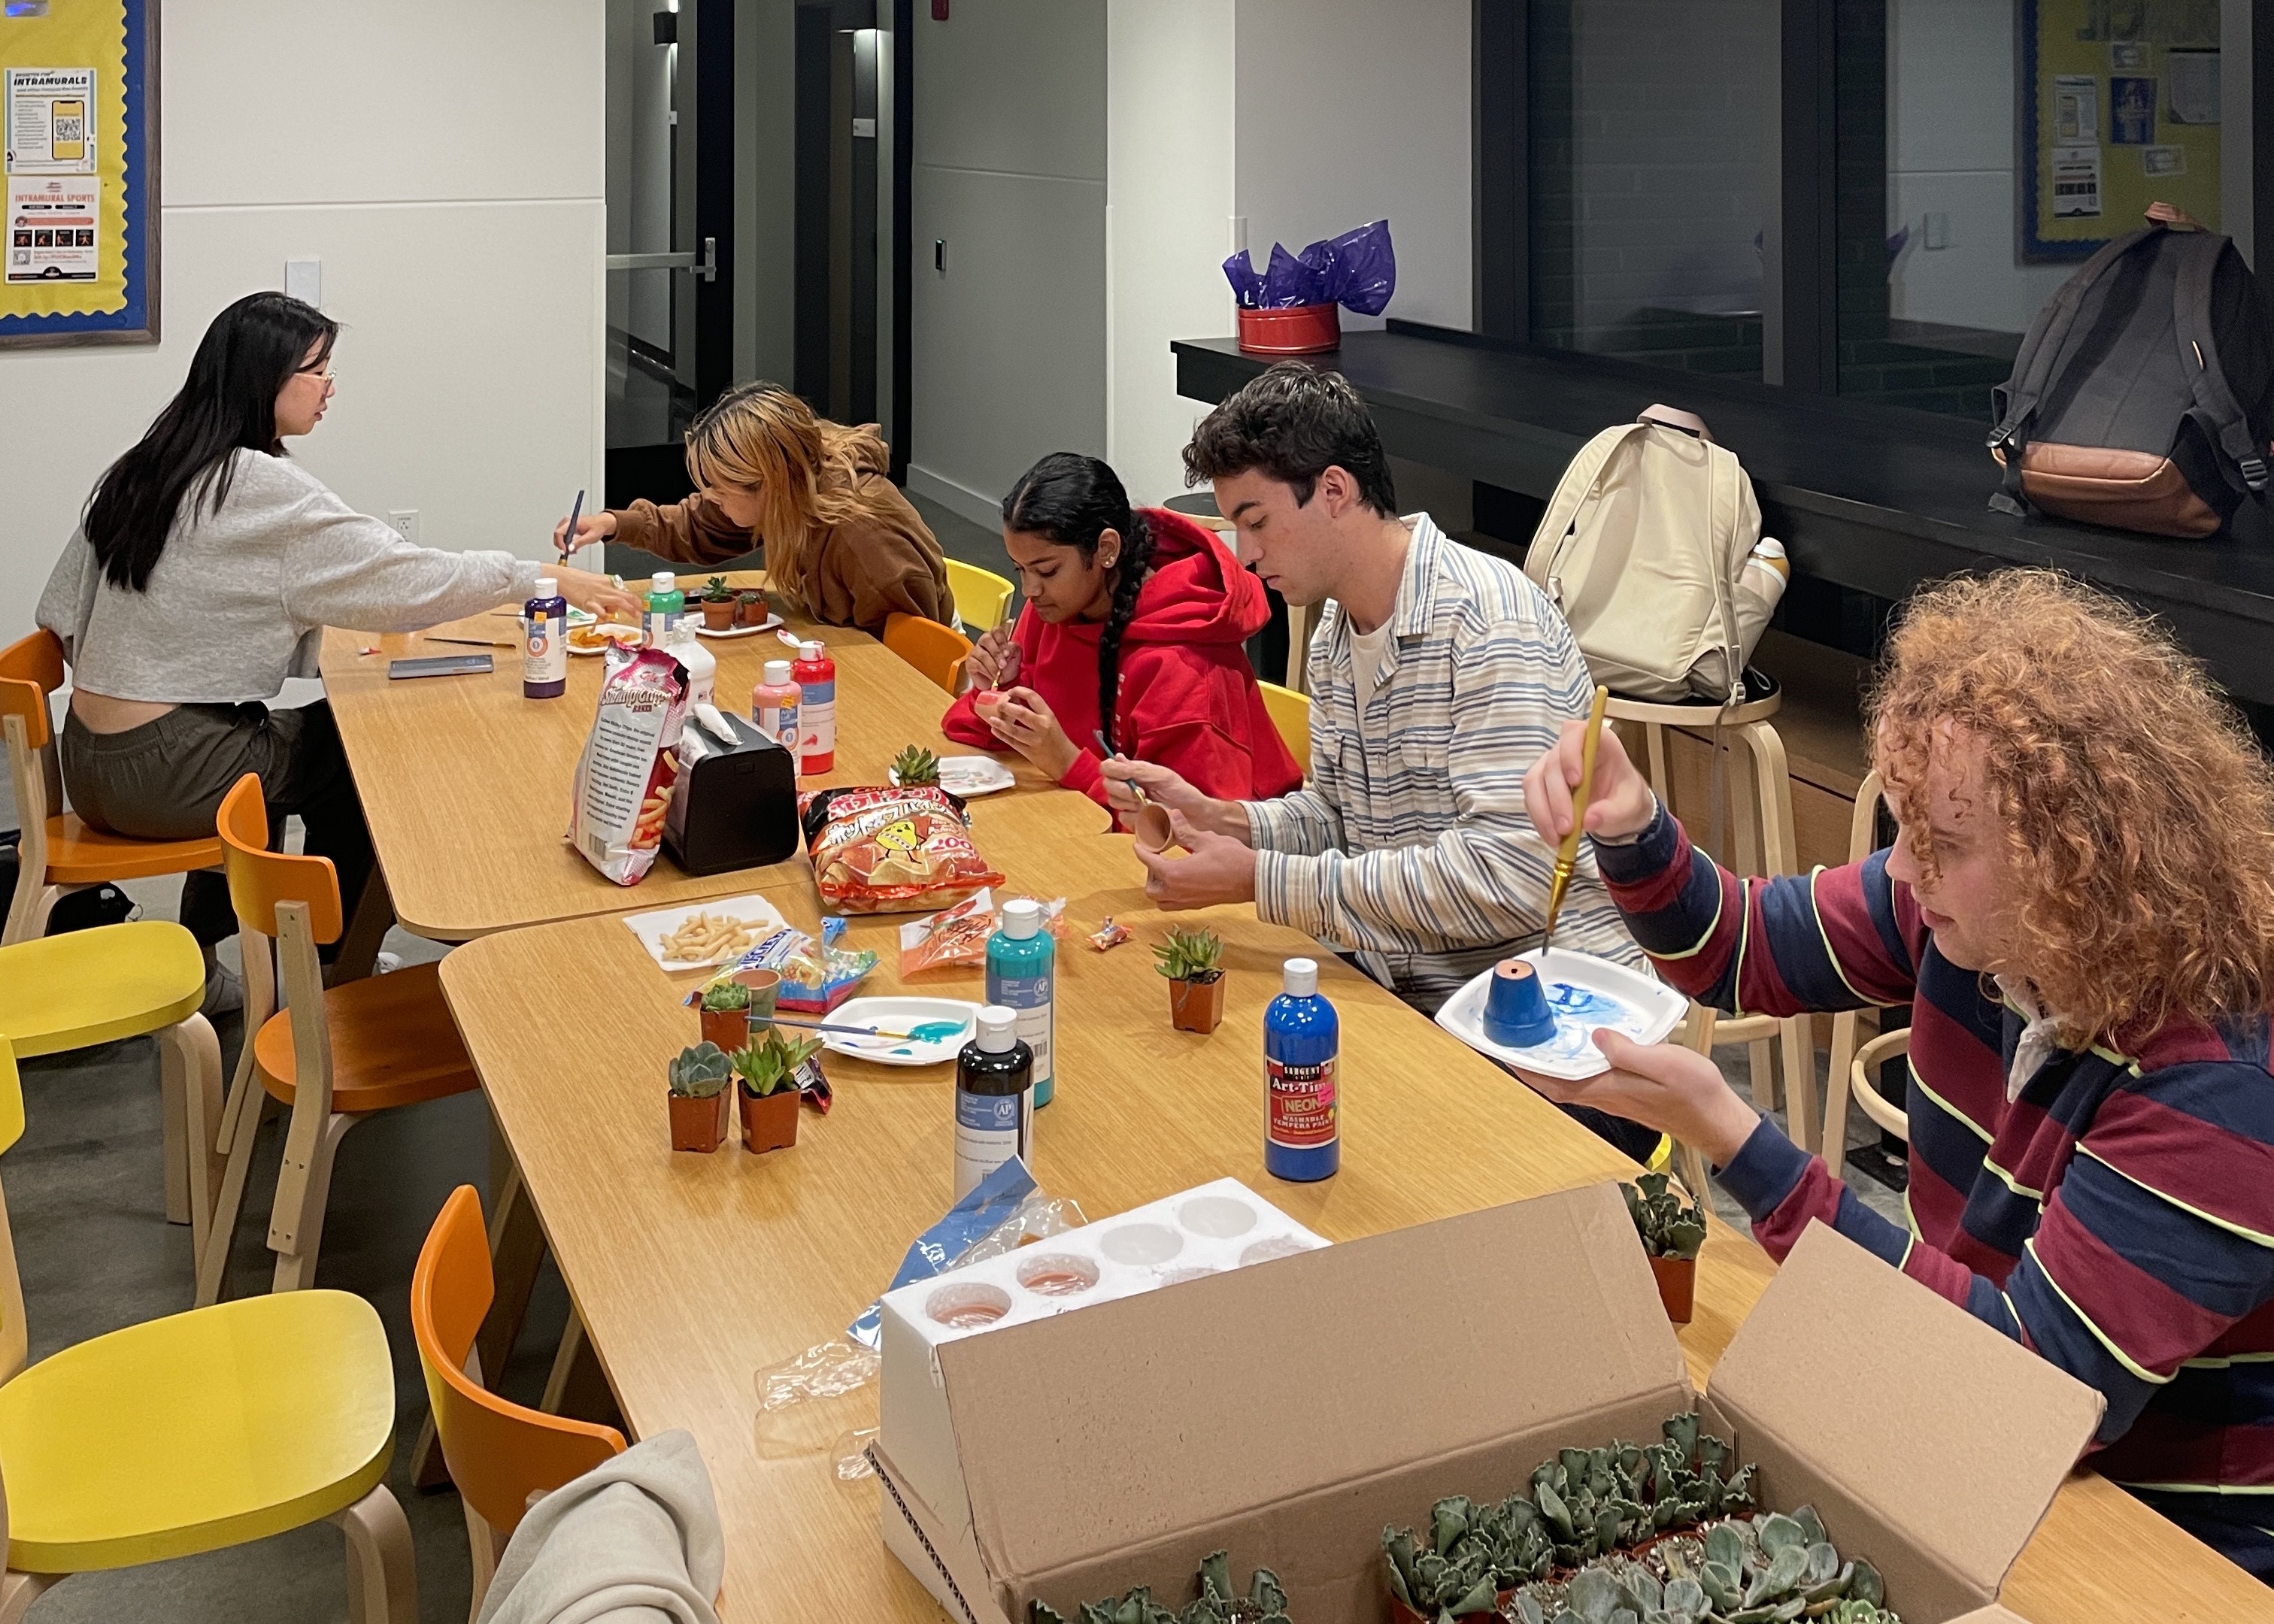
[1001,453,1156,756]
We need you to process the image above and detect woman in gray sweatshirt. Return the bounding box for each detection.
[36,292,638,1000]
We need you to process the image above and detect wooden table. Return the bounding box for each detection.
[319,574,1058,942]
[435,783,2272,1623]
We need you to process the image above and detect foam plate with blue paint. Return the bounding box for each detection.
[1434,947,1687,1080]
[818,995,981,1068]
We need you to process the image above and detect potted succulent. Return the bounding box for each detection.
[734,586,770,627]
[890,744,941,787]
[1622,1171,1708,1325]
[1034,1550,1291,1624]
[1155,925,1227,1034]
[732,1029,823,1153]
[666,1041,734,1153]
[699,575,738,632]
[698,977,753,1052]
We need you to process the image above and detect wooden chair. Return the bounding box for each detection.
[1606,686,1821,1155]
[944,559,1016,634]
[882,612,972,696]
[414,1184,624,1618]
[198,774,478,1305]
[1,630,225,946]
[1258,681,1311,778]
[0,1046,415,1624]
[0,921,221,1246]
[1823,771,1910,1159]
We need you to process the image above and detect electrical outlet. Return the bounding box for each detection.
[285,258,322,307]
[1924,211,1951,250]
[387,509,420,545]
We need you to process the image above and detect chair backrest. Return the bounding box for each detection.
[411,1186,625,1535]
[1257,681,1311,777]
[882,612,973,696]
[944,559,1016,634]
[216,773,344,944]
[0,630,65,698]
[0,677,50,754]
[0,1043,29,1384]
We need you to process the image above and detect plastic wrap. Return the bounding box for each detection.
[729,918,878,1013]
[898,888,1068,977]
[1222,218,1397,314]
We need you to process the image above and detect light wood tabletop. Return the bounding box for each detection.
[435,781,2272,1624]
[318,574,1057,941]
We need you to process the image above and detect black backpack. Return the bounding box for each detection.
[1989,216,2274,538]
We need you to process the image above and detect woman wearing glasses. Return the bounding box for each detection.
[35,292,638,1009]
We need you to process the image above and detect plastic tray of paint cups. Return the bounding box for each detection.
[1435,947,1687,1080]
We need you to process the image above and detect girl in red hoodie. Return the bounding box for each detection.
[941,453,1302,815]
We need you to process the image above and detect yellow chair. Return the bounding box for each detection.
[0,922,221,1247]
[944,559,1016,634]
[1258,681,1311,778]
[0,1047,416,1623]
[881,612,973,696]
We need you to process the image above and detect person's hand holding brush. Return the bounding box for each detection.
[1521,716,1659,849]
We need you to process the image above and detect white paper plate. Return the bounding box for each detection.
[889,756,1017,798]
[816,995,981,1067]
[694,615,784,638]
[621,893,792,971]
[1434,947,1686,1081]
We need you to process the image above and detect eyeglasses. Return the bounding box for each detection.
[296,361,337,383]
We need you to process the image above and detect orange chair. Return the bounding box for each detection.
[413,1185,624,1614]
[881,612,972,695]
[0,629,225,946]
[196,774,478,1306]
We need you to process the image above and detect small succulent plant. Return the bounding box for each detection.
[1622,1172,1708,1262]
[729,1029,823,1098]
[699,977,752,1013]
[702,574,734,602]
[1154,925,1226,984]
[893,744,941,786]
[667,1041,732,1098]
[1032,1550,1291,1624]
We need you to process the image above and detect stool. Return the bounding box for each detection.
[1822,771,1908,1162]
[1605,678,1821,1156]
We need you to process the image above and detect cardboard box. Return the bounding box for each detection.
[873,1183,2103,1624]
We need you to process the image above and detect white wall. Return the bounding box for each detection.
[0,0,606,639]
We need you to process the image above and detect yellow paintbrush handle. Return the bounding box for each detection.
[1542,684,1612,946]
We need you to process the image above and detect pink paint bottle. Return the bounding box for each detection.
[751,659,802,753]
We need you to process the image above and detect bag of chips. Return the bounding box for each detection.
[730,919,878,1012]
[898,889,1067,976]
[568,645,690,886]
[799,785,1005,914]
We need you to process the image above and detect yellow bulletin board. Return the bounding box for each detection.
[2021,0,2222,261]
[1,0,156,345]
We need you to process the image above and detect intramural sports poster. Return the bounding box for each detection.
[0,0,153,345]
[2021,0,2222,262]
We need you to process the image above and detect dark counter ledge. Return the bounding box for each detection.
[1175,320,2274,706]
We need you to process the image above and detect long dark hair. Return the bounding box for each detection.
[83,292,339,590]
[1002,453,1154,756]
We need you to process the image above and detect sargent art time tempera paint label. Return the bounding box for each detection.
[1266,1056,1337,1150]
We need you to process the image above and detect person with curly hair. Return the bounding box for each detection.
[1519,568,2274,1577]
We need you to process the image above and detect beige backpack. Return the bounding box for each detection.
[1523,406,1782,704]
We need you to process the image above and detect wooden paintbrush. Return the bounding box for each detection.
[1541,683,1611,952]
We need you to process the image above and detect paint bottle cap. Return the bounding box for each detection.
[977,1006,1018,1052]
[763,659,793,685]
[535,577,557,598]
[1002,898,1042,939]
[800,639,826,659]
[651,571,676,592]
[1283,957,1318,998]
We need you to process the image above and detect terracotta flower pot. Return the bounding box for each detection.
[730,967,782,1026]
[669,1088,731,1153]
[1133,801,1178,855]
[734,589,769,627]
[740,1085,800,1153]
[1649,1253,1696,1325]
[1169,974,1226,1035]
[699,1005,750,1053]
[700,598,737,632]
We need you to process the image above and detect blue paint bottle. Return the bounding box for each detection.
[1263,957,1339,1181]
[985,898,1056,1107]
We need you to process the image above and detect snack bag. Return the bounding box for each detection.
[568,645,690,885]
[799,784,1005,914]
[735,920,879,1012]
[899,888,1068,977]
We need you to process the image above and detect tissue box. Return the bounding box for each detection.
[871,1184,2103,1624]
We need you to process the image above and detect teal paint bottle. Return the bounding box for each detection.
[985,898,1056,1107]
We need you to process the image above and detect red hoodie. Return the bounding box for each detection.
[940,508,1303,811]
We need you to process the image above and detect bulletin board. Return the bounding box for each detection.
[0,0,156,346]
[2020,0,2222,262]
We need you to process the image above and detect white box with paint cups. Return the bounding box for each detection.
[876,1178,1328,1607]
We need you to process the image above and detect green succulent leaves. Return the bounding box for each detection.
[1621,1173,1708,1261]
[1031,1551,1290,1624]
[666,1041,732,1098]
[1154,925,1226,983]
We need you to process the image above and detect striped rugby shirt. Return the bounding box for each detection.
[1597,804,2274,1578]
[1244,514,1642,1010]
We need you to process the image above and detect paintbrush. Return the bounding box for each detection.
[421,634,518,650]
[1541,683,1611,952]
[1093,728,1150,807]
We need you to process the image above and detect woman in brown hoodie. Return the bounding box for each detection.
[556,382,954,635]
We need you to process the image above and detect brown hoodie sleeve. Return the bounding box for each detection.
[605,492,758,565]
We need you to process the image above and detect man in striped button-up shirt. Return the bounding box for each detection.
[1107,364,1643,1014]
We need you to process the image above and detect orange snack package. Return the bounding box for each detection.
[568,644,690,886]
[797,784,1005,914]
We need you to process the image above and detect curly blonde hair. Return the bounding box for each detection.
[1866,569,2274,1046]
[683,383,889,613]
